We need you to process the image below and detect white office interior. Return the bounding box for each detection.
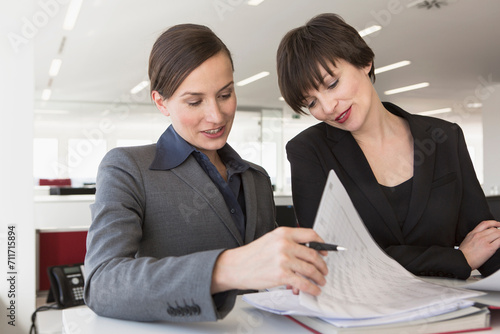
[2,1,500,333]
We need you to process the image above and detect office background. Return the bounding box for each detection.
[1,1,500,333]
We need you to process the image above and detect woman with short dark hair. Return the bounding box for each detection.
[277,13,500,280]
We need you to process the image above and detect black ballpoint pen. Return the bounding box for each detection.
[302,242,347,251]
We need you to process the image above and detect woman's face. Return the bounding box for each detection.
[153,52,236,158]
[303,59,374,133]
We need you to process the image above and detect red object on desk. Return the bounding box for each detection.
[39,178,72,187]
[286,314,492,334]
[38,231,87,291]
[285,316,321,334]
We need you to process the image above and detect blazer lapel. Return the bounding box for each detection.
[241,171,258,244]
[401,112,436,236]
[328,128,405,243]
[171,156,244,245]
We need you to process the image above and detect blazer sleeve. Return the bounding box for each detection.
[286,138,329,228]
[84,148,237,322]
[454,125,500,277]
[375,124,500,279]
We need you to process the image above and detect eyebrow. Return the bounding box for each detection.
[179,81,234,98]
[302,73,330,101]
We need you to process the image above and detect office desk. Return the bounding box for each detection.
[62,295,500,334]
[62,296,311,334]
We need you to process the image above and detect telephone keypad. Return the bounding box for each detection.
[72,286,84,301]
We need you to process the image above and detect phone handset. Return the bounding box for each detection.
[47,263,85,308]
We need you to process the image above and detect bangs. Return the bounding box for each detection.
[277,28,337,114]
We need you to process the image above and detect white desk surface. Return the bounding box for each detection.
[62,296,311,334]
[62,295,500,334]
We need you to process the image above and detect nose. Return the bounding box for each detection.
[318,93,338,116]
[205,99,223,123]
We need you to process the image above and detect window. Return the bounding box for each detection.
[33,138,59,180]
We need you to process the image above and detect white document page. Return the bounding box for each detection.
[244,170,482,321]
[299,170,481,318]
[464,270,500,291]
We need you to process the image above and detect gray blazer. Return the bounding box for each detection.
[84,144,276,322]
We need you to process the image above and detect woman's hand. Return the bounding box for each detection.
[211,227,328,296]
[459,220,500,270]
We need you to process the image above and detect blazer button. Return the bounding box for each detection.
[167,306,178,316]
[180,305,190,316]
[186,305,197,315]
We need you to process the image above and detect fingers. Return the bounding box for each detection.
[275,227,329,275]
[460,221,500,270]
[213,227,330,295]
[287,271,323,296]
[472,220,500,232]
[471,221,500,244]
[268,227,329,294]
[273,226,325,244]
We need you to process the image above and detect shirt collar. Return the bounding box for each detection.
[149,125,250,173]
[149,125,194,170]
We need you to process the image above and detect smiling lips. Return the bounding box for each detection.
[335,107,351,124]
[203,126,225,137]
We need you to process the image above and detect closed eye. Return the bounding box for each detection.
[307,99,317,109]
[187,100,202,107]
[327,79,339,90]
[219,90,233,100]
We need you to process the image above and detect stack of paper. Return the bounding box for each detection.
[243,170,484,328]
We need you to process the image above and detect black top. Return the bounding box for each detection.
[380,178,413,229]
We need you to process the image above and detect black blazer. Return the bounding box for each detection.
[286,102,500,279]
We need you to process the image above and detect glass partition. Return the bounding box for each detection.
[33,100,321,193]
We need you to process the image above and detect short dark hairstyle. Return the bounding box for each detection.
[276,13,375,114]
[149,24,233,99]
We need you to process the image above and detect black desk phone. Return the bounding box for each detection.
[47,263,85,308]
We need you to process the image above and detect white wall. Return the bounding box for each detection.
[0,1,36,333]
[483,84,500,195]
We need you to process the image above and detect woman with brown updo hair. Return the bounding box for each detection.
[84,23,328,322]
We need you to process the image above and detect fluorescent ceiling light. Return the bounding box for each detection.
[35,109,70,115]
[130,81,149,94]
[384,82,429,95]
[279,97,285,101]
[358,25,381,37]
[49,59,62,77]
[418,107,452,116]
[375,60,411,74]
[63,0,83,30]
[248,0,265,5]
[467,102,482,108]
[406,0,425,8]
[236,71,269,86]
[41,89,52,101]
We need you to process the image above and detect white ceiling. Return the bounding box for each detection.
[34,0,500,116]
